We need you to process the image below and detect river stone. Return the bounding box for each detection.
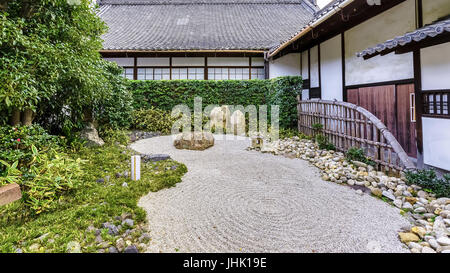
[142,154,171,162]
[437,237,450,246]
[422,246,436,253]
[399,232,420,243]
[124,245,139,253]
[382,191,395,201]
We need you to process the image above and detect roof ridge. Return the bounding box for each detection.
[98,0,305,5]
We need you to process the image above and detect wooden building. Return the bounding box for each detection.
[96,0,319,80]
[268,0,450,172]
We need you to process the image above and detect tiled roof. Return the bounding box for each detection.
[268,0,347,55]
[98,0,317,51]
[357,19,450,58]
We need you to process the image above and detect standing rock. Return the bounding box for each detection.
[80,122,104,146]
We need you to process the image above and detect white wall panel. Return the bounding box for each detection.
[172,57,205,66]
[423,0,450,25]
[320,35,343,101]
[268,53,300,79]
[310,46,319,88]
[345,0,415,86]
[104,57,134,67]
[207,57,249,66]
[137,57,170,67]
[301,50,309,80]
[251,57,265,67]
[421,43,450,91]
[422,117,450,171]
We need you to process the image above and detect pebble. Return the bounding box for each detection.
[122,219,134,227]
[108,246,119,253]
[437,237,450,246]
[421,246,436,253]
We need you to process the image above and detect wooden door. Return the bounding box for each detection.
[396,84,417,158]
[347,84,417,158]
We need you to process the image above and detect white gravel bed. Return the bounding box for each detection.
[131,134,409,253]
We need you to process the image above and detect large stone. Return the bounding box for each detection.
[174,132,214,151]
[80,122,104,146]
[398,232,420,243]
[0,183,22,206]
[209,106,230,132]
[229,110,246,136]
[411,226,427,238]
[437,237,450,246]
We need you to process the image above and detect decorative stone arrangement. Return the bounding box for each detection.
[249,137,450,253]
[174,132,214,151]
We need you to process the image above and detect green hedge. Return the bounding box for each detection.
[129,76,302,129]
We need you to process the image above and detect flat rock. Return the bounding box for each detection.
[142,154,171,162]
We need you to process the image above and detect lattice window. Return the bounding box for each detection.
[423,91,449,118]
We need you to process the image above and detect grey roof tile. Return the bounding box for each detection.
[98,1,316,51]
[357,18,450,58]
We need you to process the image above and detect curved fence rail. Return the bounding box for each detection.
[297,99,416,172]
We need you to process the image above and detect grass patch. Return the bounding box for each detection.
[0,144,187,253]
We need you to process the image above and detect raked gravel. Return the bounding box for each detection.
[131,135,410,253]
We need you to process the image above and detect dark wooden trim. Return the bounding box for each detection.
[133,57,137,80]
[249,57,252,79]
[341,32,347,102]
[204,57,208,80]
[318,43,321,90]
[169,57,173,80]
[413,50,424,168]
[307,48,311,81]
[345,79,415,90]
[101,51,264,58]
[422,114,450,120]
[416,0,423,28]
[264,60,269,79]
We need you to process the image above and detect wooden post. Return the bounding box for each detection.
[131,155,141,181]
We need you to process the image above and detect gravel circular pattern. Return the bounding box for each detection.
[132,135,410,253]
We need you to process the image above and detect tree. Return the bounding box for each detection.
[0,0,116,132]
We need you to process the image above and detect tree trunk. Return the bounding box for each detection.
[10,108,21,126]
[83,108,94,123]
[22,108,34,126]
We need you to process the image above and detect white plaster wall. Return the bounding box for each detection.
[137,57,170,66]
[268,53,301,79]
[207,57,249,66]
[320,35,343,101]
[172,57,205,66]
[302,89,310,100]
[104,57,134,67]
[251,57,265,67]
[423,0,450,25]
[310,46,319,88]
[421,43,450,91]
[422,117,450,171]
[301,50,309,79]
[345,0,415,86]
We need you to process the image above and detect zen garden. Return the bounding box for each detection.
[1,0,450,256]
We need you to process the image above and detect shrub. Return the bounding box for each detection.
[404,169,450,198]
[132,108,176,135]
[100,129,130,146]
[0,145,84,214]
[128,76,302,130]
[95,64,134,133]
[0,125,65,173]
[315,134,336,151]
[346,147,375,166]
[268,76,303,129]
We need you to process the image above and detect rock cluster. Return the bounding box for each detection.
[250,137,450,253]
[129,131,160,143]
